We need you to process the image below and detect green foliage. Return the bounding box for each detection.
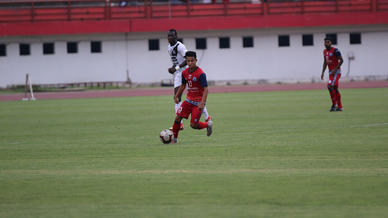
[0,88,387,217]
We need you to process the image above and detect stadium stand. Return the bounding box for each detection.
[1,0,387,88]
[0,0,387,34]
[0,0,387,21]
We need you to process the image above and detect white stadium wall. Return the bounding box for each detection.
[1,25,388,88]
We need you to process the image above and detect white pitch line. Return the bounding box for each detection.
[350,123,388,128]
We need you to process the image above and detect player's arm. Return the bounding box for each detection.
[321,56,327,80]
[198,73,208,110]
[178,44,188,69]
[174,77,186,103]
[199,87,208,110]
[174,86,185,104]
[177,60,187,69]
[168,66,176,74]
[168,61,187,74]
[332,49,344,73]
[169,61,187,74]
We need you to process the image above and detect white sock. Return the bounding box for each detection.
[175,102,183,124]
[202,106,209,120]
[175,101,182,113]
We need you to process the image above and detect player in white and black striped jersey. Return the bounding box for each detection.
[167,29,211,130]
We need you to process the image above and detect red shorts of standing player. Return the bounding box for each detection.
[171,51,213,143]
[328,70,341,87]
[321,37,344,112]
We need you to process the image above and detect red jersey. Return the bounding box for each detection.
[324,47,342,72]
[182,67,208,102]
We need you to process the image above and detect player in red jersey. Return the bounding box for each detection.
[171,51,213,143]
[167,29,212,131]
[321,37,344,112]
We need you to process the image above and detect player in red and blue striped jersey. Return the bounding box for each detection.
[167,29,211,131]
[321,37,344,112]
[171,51,213,143]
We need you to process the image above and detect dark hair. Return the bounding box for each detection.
[168,29,177,37]
[185,51,197,59]
[324,37,332,42]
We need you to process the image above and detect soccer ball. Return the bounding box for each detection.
[159,129,173,144]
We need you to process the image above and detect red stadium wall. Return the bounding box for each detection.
[1,0,388,36]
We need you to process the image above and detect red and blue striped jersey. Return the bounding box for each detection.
[324,47,342,72]
[182,67,208,102]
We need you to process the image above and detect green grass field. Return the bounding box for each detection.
[1,88,388,218]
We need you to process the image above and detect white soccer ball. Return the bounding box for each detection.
[159,129,173,144]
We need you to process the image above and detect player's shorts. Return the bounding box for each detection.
[173,69,182,88]
[328,69,341,87]
[173,67,187,88]
[176,100,202,124]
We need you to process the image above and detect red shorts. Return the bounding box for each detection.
[176,100,202,124]
[328,69,341,87]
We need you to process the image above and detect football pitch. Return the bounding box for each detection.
[0,87,387,217]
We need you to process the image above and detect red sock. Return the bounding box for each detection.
[172,121,180,139]
[336,89,342,108]
[198,121,208,130]
[329,89,337,106]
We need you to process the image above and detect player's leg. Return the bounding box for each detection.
[173,70,183,105]
[174,72,184,130]
[327,85,337,111]
[327,74,337,112]
[171,101,191,143]
[171,115,183,144]
[334,72,343,111]
[169,90,184,131]
[189,107,206,129]
[202,106,212,122]
[190,107,213,136]
[174,86,182,111]
[334,86,342,111]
